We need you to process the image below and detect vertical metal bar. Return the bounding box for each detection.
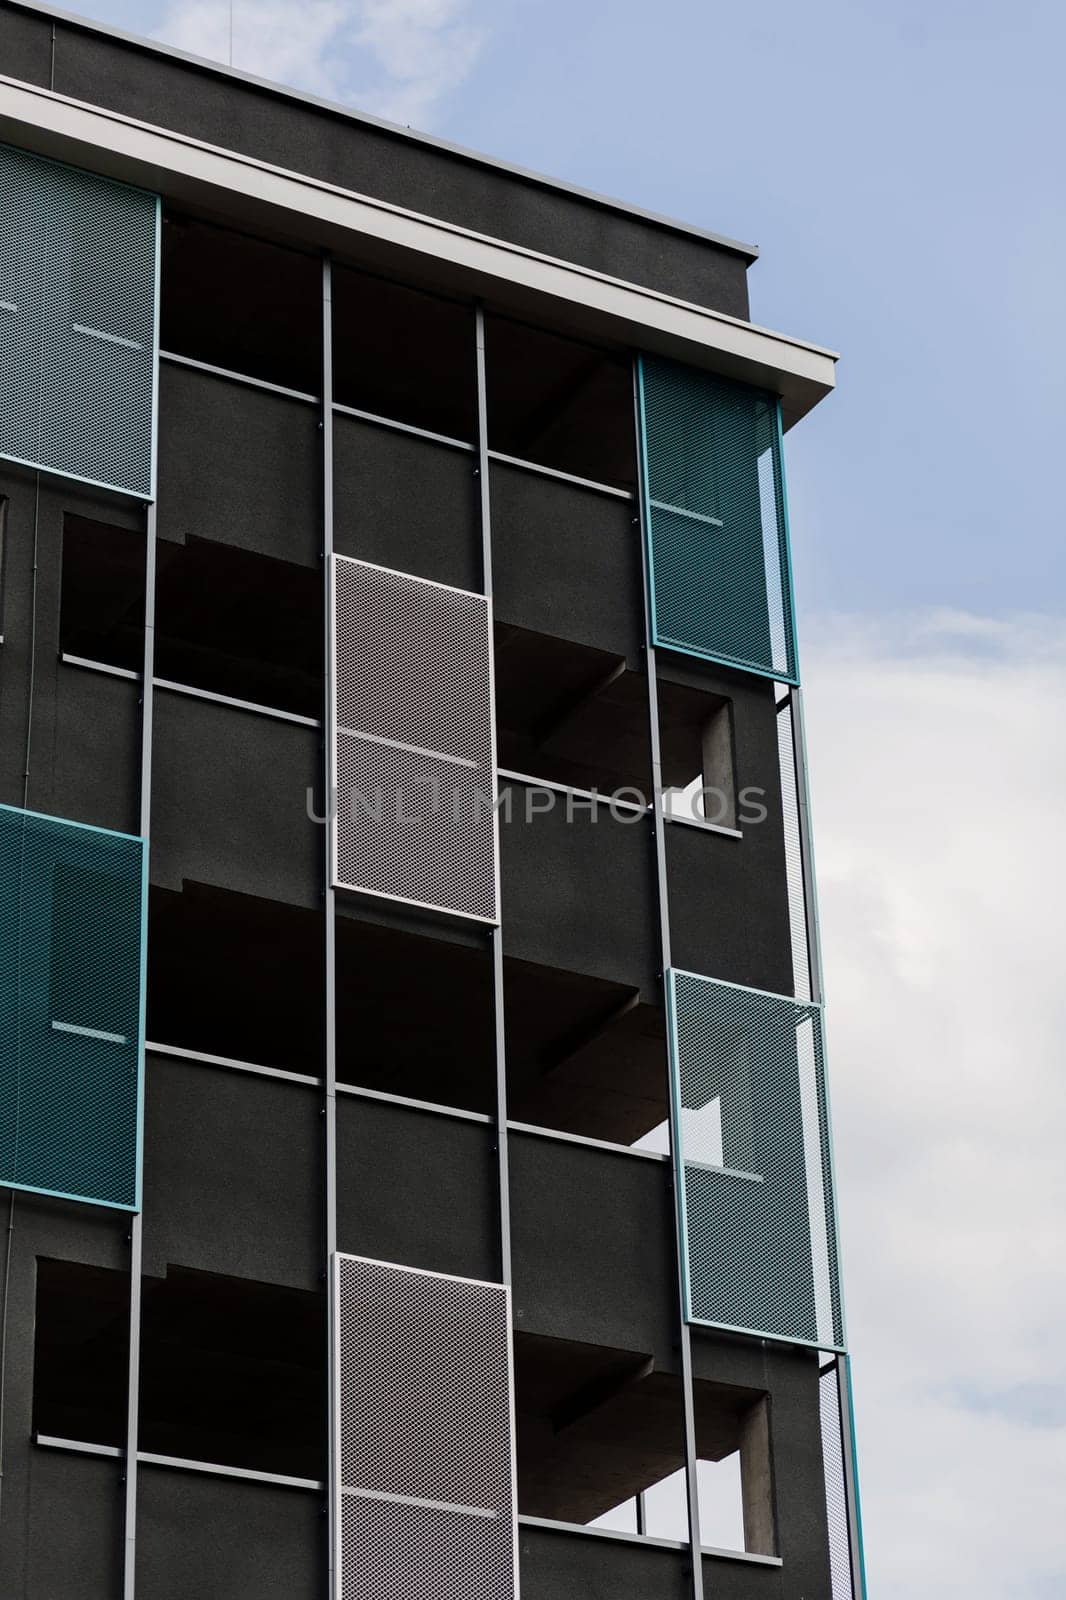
[789,673,864,1592]
[321,254,339,1599]
[787,686,824,1006]
[474,303,512,1287]
[633,355,705,1600]
[837,1355,868,1600]
[123,494,156,1600]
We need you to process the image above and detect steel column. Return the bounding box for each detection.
[122,493,156,1600]
[633,356,706,1599]
[321,254,340,1597]
[474,304,512,1287]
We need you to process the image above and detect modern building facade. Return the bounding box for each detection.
[0,4,866,1596]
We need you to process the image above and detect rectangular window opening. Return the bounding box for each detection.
[495,623,651,798]
[34,1257,326,1477]
[155,535,323,717]
[486,314,636,490]
[161,212,321,393]
[60,513,146,674]
[332,263,476,441]
[335,904,496,1115]
[504,956,669,1148]
[147,882,324,1075]
[658,670,737,830]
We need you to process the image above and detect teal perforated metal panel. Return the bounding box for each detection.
[0,804,146,1209]
[638,355,798,683]
[0,142,159,499]
[667,968,843,1349]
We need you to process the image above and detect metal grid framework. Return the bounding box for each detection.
[667,968,843,1349]
[0,142,159,499]
[0,803,146,1210]
[333,1253,518,1600]
[638,354,797,683]
[820,1363,857,1598]
[331,556,498,921]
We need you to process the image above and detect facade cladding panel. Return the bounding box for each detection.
[667,968,843,1349]
[639,355,797,683]
[334,1253,518,1600]
[332,555,498,921]
[0,801,145,1208]
[0,141,159,498]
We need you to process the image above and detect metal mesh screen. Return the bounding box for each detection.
[332,558,497,921]
[820,1362,856,1598]
[334,1254,517,1600]
[638,355,797,682]
[0,803,145,1209]
[0,142,158,499]
[668,969,842,1348]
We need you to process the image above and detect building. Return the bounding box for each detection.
[0,4,866,1596]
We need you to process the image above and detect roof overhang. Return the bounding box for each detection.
[0,75,837,427]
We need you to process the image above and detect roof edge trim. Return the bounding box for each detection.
[0,0,761,262]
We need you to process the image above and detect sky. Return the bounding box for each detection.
[34,1,1066,1593]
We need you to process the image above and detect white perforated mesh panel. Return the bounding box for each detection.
[331,558,498,921]
[334,1254,518,1600]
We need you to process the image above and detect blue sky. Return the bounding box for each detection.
[70,0,1066,621]
[26,1,1066,1593]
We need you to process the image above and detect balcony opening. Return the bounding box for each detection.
[332,264,476,441]
[504,958,667,1146]
[0,496,8,642]
[60,513,145,673]
[495,624,651,798]
[515,1331,684,1527]
[32,1258,128,1450]
[161,213,321,393]
[155,536,323,717]
[515,1332,773,1556]
[34,1258,325,1478]
[658,669,737,829]
[485,315,636,489]
[148,883,324,1074]
[335,906,495,1114]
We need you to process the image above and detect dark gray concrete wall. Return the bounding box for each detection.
[491,466,644,665]
[156,365,320,567]
[519,1525,691,1600]
[142,1055,321,1291]
[0,1193,127,1599]
[510,1134,677,1371]
[333,418,480,590]
[1,1,752,319]
[136,1470,323,1599]
[336,1096,498,1283]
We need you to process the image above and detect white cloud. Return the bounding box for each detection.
[804,610,1066,1598]
[154,0,485,127]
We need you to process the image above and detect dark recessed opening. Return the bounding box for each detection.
[515,1331,684,1525]
[60,514,145,672]
[515,1330,773,1553]
[658,671,736,829]
[33,1258,129,1449]
[34,1258,325,1477]
[335,907,495,1114]
[504,956,667,1145]
[148,882,324,1073]
[161,213,321,393]
[155,536,323,716]
[332,265,476,441]
[495,623,651,796]
[486,315,636,489]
